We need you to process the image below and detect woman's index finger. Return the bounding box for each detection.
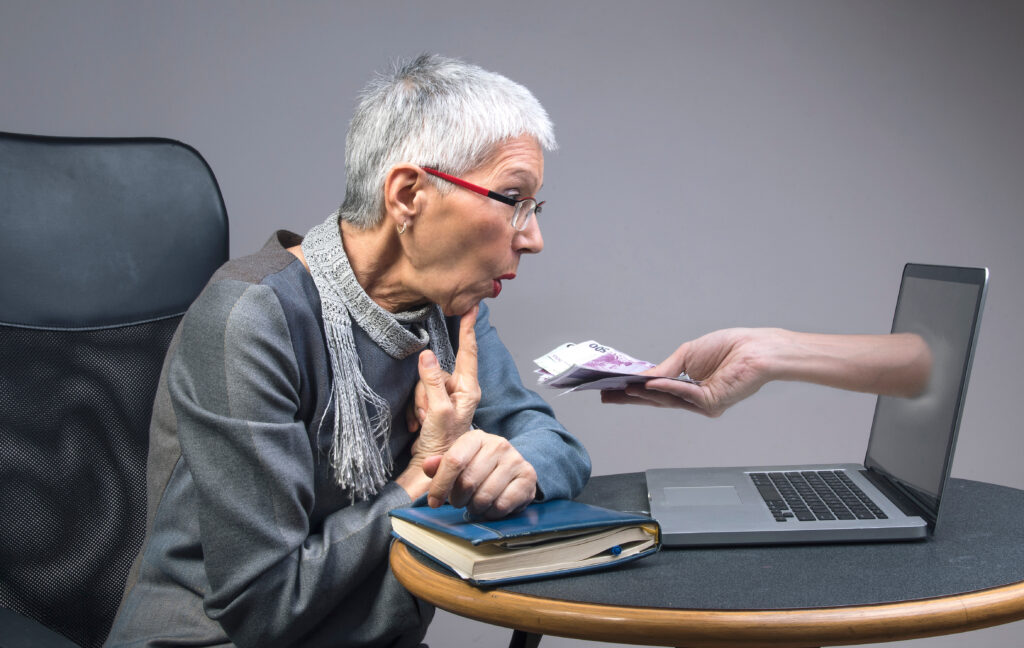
[417,349,454,409]
[454,305,479,380]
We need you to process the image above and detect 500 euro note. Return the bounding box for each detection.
[534,341,698,393]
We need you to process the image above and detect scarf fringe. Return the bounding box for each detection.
[324,317,393,501]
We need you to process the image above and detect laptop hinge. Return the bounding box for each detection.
[859,469,932,523]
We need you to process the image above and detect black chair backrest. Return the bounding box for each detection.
[0,132,229,647]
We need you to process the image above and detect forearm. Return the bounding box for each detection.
[507,423,591,501]
[205,483,416,646]
[179,382,418,645]
[767,329,932,397]
[396,458,433,500]
[475,371,591,500]
[473,304,591,500]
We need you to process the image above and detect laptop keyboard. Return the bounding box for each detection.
[749,471,888,522]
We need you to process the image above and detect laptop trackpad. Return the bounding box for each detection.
[665,485,742,506]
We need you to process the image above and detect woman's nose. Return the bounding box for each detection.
[514,216,544,254]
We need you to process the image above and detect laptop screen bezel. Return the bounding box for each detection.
[862,263,988,526]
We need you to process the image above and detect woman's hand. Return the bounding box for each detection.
[396,304,538,517]
[397,306,481,499]
[421,430,537,518]
[408,305,480,457]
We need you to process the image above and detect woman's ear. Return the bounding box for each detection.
[383,165,426,232]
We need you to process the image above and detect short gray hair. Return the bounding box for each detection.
[339,54,557,228]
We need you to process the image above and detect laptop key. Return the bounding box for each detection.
[750,470,893,524]
[756,484,784,500]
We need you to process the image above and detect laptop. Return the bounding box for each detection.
[647,263,988,547]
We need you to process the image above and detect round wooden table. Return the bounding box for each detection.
[390,474,1024,647]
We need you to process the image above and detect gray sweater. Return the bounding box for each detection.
[105,231,591,648]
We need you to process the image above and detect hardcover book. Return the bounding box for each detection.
[389,499,660,585]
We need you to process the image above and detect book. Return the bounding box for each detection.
[388,499,660,585]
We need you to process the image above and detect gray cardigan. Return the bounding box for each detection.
[106,231,591,648]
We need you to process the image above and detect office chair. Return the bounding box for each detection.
[0,132,229,648]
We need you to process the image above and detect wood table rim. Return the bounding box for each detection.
[391,541,1024,647]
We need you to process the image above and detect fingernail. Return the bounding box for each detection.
[421,352,437,367]
[417,408,425,420]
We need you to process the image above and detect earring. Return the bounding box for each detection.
[397,221,409,235]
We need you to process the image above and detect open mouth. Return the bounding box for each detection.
[492,273,517,298]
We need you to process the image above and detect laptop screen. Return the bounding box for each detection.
[864,264,988,520]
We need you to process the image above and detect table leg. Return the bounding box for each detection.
[508,629,542,648]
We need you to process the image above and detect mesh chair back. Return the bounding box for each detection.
[0,132,229,648]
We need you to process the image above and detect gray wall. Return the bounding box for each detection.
[3,2,1022,646]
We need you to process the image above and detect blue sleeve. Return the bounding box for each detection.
[466,302,591,500]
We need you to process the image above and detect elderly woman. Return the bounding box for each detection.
[106,55,590,648]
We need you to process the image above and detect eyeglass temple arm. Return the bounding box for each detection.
[421,167,518,207]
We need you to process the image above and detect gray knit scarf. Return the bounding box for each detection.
[302,211,455,501]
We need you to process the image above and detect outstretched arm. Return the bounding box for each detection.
[601,328,932,418]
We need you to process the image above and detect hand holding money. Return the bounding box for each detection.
[534,340,698,393]
[600,327,933,417]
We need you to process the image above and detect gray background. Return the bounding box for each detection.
[3,1,1021,646]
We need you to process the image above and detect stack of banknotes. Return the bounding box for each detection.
[534,341,698,392]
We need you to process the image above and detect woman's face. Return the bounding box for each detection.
[411,135,545,316]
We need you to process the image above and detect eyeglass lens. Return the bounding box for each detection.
[512,199,538,231]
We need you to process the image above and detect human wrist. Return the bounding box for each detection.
[744,328,794,383]
[414,423,473,459]
[395,460,432,500]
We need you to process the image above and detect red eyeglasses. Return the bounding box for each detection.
[422,167,543,232]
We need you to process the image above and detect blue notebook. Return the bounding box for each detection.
[389,499,660,585]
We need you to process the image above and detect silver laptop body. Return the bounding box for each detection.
[647,263,989,547]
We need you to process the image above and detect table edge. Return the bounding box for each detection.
[391,541,1024,647]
